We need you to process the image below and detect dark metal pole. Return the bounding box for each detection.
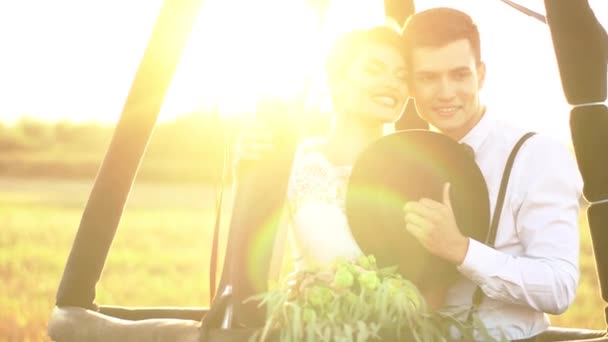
[545,0,608,325]
[56,0,205,309]
[386,0,428,131]
[384,0,414,24]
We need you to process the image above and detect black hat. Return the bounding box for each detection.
[346,130,490,291]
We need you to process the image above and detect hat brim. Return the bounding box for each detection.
[346,130,490,290]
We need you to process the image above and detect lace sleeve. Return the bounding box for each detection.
[286,138,351,211]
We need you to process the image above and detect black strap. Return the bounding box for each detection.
[498,0,546,24]
[486,132,537,247]
[209,183,224,302]
[209,123,232,303]
[467,132,537,319]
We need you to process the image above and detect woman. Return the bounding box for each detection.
[239,24,419,289]
[284,25,409,271]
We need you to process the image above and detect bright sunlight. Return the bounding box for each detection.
[160,0,386,119]
[1,0,607,138]
[2,2,607,340]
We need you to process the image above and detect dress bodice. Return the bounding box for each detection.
[286,140,364,269]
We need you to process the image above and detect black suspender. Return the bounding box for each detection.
[467,132,537,319]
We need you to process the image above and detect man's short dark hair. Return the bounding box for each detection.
[402,7,481,65]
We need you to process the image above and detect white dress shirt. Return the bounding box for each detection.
[441,111,583,340]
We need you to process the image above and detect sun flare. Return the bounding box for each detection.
[160,0,386,120]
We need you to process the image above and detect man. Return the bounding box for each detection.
[401,7,583,341]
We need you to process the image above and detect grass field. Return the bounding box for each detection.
[0,177,605,341]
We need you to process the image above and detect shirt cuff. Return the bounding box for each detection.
[457,238,501,283]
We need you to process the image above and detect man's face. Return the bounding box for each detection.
[409,39,485,140]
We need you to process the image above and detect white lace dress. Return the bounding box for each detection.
[286,140,364,270]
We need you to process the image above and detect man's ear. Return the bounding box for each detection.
[477,61,486,89]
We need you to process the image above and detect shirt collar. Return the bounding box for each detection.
[459,109,494,155]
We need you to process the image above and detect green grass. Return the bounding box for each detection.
[0,177,604,341]
[549,208,605,330]
[0,177,231,341]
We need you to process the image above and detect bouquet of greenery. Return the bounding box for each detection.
[250,255,498,342]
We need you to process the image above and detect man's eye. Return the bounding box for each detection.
[454,72,470,81]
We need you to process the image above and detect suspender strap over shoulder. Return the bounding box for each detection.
[468,132,537,315]
[485,131,538,247]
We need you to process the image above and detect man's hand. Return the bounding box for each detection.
[403,183,469,265]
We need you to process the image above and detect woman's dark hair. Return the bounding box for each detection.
[325,24,406,89]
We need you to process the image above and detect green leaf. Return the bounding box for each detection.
[255,254,500,342]
[377,265,399,277]
[356,321,369,342]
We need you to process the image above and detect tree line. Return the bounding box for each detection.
[0,114,229,183]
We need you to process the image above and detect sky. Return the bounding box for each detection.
[0,0,606,142]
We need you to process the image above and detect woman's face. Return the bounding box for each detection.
[334,42,409,124]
